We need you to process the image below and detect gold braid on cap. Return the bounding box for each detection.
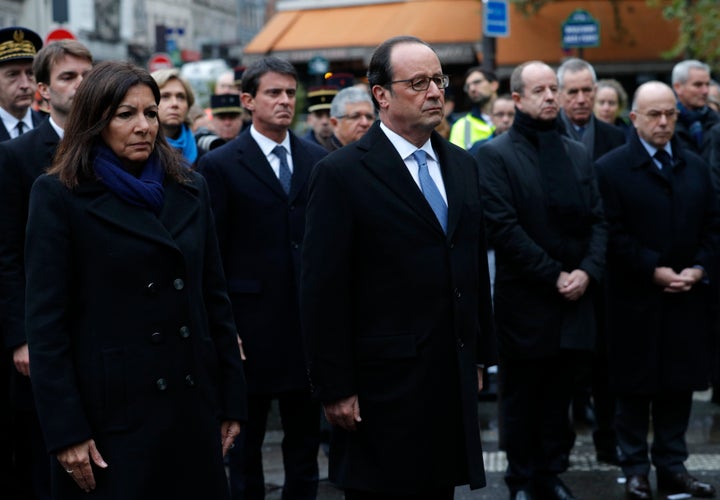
[0,30,37,62]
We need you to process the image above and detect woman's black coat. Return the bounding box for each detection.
[25,171,246,499]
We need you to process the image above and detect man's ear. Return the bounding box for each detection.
[240,92,254,113]
[372,85,389,110]
[37,82,50,102]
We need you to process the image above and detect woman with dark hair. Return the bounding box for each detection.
[25,60,247,499]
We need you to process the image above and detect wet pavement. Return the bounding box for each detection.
[256,390,720,499]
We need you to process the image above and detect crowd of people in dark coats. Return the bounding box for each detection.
[1,22,720,500]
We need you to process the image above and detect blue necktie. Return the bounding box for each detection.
[412,149,447,233]
[273,145,292,194]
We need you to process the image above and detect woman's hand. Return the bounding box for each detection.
[221,420,241,456]
[57,439,108,492]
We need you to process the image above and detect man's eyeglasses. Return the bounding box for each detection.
[389,75,450,92]
[635,109,678,120]
[336,112,375,122]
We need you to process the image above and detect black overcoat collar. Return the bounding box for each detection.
[75,175,200,252]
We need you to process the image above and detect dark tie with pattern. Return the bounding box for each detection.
[273,145,292,194]
[412,149,447,233]
[16,121,24,136]
[654,149,673,179]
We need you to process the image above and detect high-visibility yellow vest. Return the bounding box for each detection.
[449,114,495,150]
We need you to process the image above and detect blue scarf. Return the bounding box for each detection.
[677,101,709,149]
[166,123,197,165]
[93,144,165,214]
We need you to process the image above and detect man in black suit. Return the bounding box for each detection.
[0,39,92,500]
[0,27,45,142]
[476,61,606,500]
[301,35,494,499]
[197,56,326,500]
[596,81,719,500]
[556,57,626,465]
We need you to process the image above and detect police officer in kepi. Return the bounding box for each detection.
[0,26,44,142]
[195,94,245,154]
[303,86,338,151]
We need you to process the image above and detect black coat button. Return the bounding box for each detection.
[147,282,157,294]
[150,332,163,344]
[185,375,195,387]
[173,278,185,290]
[291,241,299,249]
[156,378,168,391]
[457,338,464,349]
[179,326,190,339]
[454,288,462,299]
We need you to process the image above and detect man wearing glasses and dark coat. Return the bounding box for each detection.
[301,36,494,499]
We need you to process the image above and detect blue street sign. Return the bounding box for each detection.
[484,0,510,38]
[562,9,600,48]
[308,56,329,76]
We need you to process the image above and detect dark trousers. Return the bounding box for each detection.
[591,342,617,455]
[0,356,51,500]
[615,391,692,476]
[500,352,583,492]
[590,293,617,457]
[345,487,454,500]
[228,390,320,500]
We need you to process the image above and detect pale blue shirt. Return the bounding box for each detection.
[379,122,447,204]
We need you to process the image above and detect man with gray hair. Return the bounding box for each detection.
[557,58,625,160]
[672,59,719,158]
[556,57,625,467]
[328,86,374,150]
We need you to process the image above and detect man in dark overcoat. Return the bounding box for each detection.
[300,36,494,499]
[0,37,89,500]
[595,81,720,500]
[197,56,327,500]
[672,59,719,161]
[556,57,626,464]
[476,61,606,500]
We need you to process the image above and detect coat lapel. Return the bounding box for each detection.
[38,119,60,162]
[159,179,200,239]
[432,133,464,238]
[359,123,446,236]
[287,133,313,202]
[0,121,10,142]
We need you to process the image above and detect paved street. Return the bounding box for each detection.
[255,391,720,500]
